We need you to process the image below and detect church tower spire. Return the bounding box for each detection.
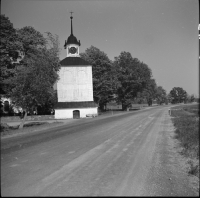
[70,11,73,35]
[64,12,81,57]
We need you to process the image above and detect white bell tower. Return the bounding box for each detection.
[54,12,98,119]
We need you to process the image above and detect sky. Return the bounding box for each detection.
[1,0,199,96]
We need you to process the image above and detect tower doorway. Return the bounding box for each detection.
[73,110,80,119]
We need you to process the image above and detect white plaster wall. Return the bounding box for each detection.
[55,108,98,119]
[57,66,94,102]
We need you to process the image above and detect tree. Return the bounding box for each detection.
[169,87,187,104]
[155,86,167,105]
[136,79,158,106]
[185,94,196,103]
[0,14,23,94]
[189,94,195,103]
[113,52,152,110]
[16,26,47,60]
[167,93,173,104]
[5,27,61,128]
[80,46,115,110]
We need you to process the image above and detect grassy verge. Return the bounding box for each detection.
[170,104,199,177]
[0,121,63,137]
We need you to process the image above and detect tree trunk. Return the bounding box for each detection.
[122,102,130,111]
[122,103,126,111]
[99,103,105,111]
[19,110,27,129]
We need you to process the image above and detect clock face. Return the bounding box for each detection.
[69,47,77,54]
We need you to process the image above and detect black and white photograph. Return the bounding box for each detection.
[1,0,199,196]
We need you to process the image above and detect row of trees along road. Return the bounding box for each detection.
[80,46,169,111]
[80,46,195,110]
[0,15,61,128]
[1,15,195,127]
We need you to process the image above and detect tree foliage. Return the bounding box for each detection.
[167,93,173,104]
[80,46,115,110]
[189,94,195,103]
[170,87,187,104]
[17,26,46,56]
[0,14,23,94]
[136,78,158,106]
[4,24,61,128]
[185,94,196,103]
[155,86,167,105]
[113,52,152,110]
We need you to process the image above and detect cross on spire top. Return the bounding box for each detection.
[70,11,73,19]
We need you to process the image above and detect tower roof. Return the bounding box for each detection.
[66,34,80,46]
[64,12,81,48]
[60,57,90,66]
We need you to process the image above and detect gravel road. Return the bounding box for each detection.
[1,106,198,196]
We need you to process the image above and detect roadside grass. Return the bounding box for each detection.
[182,105,199,116]
[0,122,48,132]
[170,104,199,178]
[0,121,62,137]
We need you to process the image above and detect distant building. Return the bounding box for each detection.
[54,13,98,119]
